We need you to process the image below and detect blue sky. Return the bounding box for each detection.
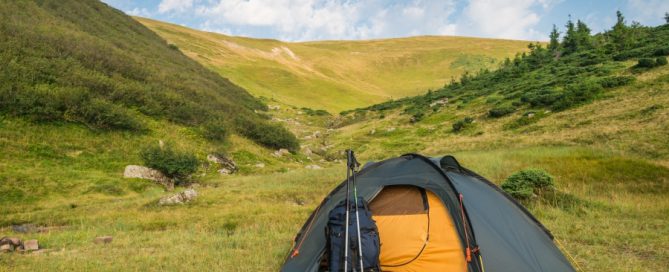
[102,0,669,41]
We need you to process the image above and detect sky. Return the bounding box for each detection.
[102,0,669,42]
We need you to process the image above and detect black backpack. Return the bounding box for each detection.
[326,197,380,272]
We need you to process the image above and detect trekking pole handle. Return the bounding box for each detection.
[346,149,360,171]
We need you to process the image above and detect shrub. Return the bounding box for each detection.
[656,57,668,66]
[202,118,229,142]
[452,117,474,132]
[77,99,144,131]
[501,168,555,200]
[140,143,199,182]
[636,58,656,68]
[599,76,635,88]
[234,117,300,152]
[488,105,516,118]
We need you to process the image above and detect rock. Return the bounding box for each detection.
[386,127,396,132]
[303,135,312,140]
[158,189,198,205]
[303,148,313,156]
[272,148,290,157]
[11,224,36,233]
[527,113,536,118]
[254,163,265,168]
[268,105,280,110]
[206,154,237,174]
[312,131,321,138]
[23,240,38,251]
[305,165,322,170]
[0,237,21,246]
[93,236,113,244]
[429,98,448,107]
[369,129,376,135]
[1,244,13,252]
[123,165,174,190]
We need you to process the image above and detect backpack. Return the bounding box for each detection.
[326,197,380,272]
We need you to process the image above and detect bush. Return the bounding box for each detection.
[234,117,300,152]
[77,99,144,131]
[636,58,656,68]
[599,76,635,88]
[202,118,229,142]
[140,143,199,182]
[657,57,668,66]
[501,168,555,200]
[452,117,474,132]
[488,105,516,118]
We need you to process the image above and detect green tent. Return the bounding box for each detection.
[282,153,575,272]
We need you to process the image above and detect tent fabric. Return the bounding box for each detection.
[281,154,575,272]
[371,186,467,272]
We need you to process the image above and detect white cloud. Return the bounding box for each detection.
[158,0,194,13]
[127,7,152,17]
[158,0,458,41]
[626,0,669,25]
[459,0,548,40]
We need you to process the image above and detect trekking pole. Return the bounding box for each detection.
[343,150,352,272]
[348,150,364,272]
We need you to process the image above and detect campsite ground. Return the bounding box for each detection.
[2,145,668,271]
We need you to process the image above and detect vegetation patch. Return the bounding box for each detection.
[140,143,199,184]
[501,168,555,200]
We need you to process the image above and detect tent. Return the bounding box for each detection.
[281,153,576,272]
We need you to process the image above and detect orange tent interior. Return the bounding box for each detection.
[369,185,467,272]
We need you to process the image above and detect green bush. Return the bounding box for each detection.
[657,57,668,66]
[234,117,300,152]
[452,117,474,132]
[501,168,555,200]
[599,76,635,88]
[488,105,516,118]
[140,143,199,182]
[636,58,656,68]
[77,99,144,131]
[202,118,229,142]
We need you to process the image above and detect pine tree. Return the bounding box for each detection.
[548,24,560,54]
[576,20,592,49]
[609,10,630,50]
[664,12,669,24]
[562,17,578,54]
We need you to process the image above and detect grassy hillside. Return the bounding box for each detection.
[0,0,298,151]
[138,17,532,112]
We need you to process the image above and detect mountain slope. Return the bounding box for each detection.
[138,17,532,112]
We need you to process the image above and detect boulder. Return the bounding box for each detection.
[0,237,21,246]
[23,240,38,251]
[305,165,322,170]
[312,131,321,138]
[158,189,198,205]
[0,244,13,252]
[206,154,237,174]
[93,236,113,244]
[123,165,174,190]
[272,149,290,157]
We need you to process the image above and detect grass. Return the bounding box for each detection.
[2,146,667,271]
[137,17,532,112]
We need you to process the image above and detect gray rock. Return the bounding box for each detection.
[11,224,36,233]
[123,165,174,190]
[272,148,290,157]
[206,154,237,174]
[305,165,322,170]
[0,237,21,246]
[93,236,113,244]
[158,189,198,205]
[0,244,13,252]
[23,240,38,251]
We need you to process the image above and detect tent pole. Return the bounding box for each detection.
[344,150,352,272]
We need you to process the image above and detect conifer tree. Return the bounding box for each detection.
[575,20,592,49]
[609,10,630,50]
[562,17,578,54]
[665,12,669,24]
[548,24,560,54]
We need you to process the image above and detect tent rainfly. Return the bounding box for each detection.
[281,153,576,272]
